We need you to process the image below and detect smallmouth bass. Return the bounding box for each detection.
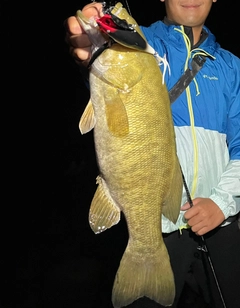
[76,2,183,307]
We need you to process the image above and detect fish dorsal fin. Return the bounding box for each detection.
[79,99,96,134]
[89,176,121,234]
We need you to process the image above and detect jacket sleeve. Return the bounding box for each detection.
[209,54,240,222]
[209,160,240,223]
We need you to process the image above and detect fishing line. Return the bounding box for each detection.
[102,0,132,15]
[123,0,132,16]
[181,170,227,308]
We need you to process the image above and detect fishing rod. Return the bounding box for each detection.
[181,172,227,308]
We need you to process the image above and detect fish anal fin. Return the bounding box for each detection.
[89,176,121,234]
[79,99,96,134]
[112,244,175,308]
[162,159,183,224]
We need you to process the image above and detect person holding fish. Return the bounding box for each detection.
[64,1,240,307]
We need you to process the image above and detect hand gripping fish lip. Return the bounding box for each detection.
[96,13,147,50]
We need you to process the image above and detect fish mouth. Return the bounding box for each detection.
[96,10,147,50]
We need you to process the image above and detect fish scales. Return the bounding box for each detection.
[77,2,183,307]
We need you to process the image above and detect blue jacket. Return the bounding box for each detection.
[140,21,240,232]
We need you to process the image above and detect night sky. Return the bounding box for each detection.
[4,1,239,307]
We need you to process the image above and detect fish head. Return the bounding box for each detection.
[75,9,109,56]
[96,2,148,51]
[76,2,157,61]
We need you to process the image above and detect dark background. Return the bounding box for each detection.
[2,1,239,307]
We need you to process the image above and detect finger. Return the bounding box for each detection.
[180,202,191,211]
[187,214,204,227]
[194,226,209,236]
[64,16,83,35]
[184,210,197,220]
[64,2,103,35]
[190,220,206,233]
[67,33,92,48]
[82,2,104,18]
[70,46,92,63]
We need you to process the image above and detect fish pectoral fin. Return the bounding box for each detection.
[105,89,129,137]
[112,244,175,307]
[89,176,121,234]
[79,99,96,134]
[162,159,183,224]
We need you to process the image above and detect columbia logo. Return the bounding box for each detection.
[203,74,218,80]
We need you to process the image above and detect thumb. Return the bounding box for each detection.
[181,202,191,211]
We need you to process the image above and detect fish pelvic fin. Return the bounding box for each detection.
[79,99,96,134]
[112,244,175,308]
[89,176,121,234]
[162,158,183,224]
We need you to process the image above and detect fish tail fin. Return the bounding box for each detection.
[112,244,175,308]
